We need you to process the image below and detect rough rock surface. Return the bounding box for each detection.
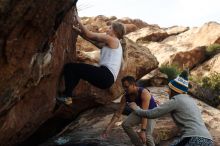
[127,26,168,43]
[0,1,78,145]
[163,46,206,69]
[165,26,189,35]
[41,87,220,146]
[127,22,220,65]
[191,53,220,77]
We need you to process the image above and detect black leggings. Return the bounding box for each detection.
[63,63,114,96]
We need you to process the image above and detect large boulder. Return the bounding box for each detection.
[127,26,168,43]
[163,22,220,49]
[137,68,168,87]
[191,53,220,77]
[124,23,138,34]
[163,46,206,69]
[165,26,189,35]
[141,42,178,66]
[0,1,78,145]
[192,22,220,47]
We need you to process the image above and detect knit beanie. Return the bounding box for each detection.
[168,69,189,94]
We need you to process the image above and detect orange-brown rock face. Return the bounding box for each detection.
[191,53,220,77]
[0,1,78,145]
[164,46,206,69]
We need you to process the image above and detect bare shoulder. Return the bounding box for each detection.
[141,88,151,100]
[106,36,119,49]
[99,33,119,48]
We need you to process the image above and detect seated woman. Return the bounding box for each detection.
[129,69,214,146]
[57,15,126,105]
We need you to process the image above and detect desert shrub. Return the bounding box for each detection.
[206,43,220,57]
[159,65,181,81]
[191,72,220,94]
[201,72,220,93]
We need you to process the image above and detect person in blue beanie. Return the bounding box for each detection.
[129,69,214,146]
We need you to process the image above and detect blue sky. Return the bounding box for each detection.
[77,0,220,27]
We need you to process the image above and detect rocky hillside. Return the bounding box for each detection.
[77,15,220,104]
[79,15,220,73]
[0,1,220,146]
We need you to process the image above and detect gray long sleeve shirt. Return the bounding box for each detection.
[135,94,213,140]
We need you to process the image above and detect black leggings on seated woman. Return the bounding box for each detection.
[63,63,115,97]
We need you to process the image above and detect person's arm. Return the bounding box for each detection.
[139,89,151,143]
[130,98,177,119]
[76,15,116,48]
[102,96,126,137]
[73,25,104,49]
[140,89,151,129]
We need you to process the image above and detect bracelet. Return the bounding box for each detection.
[141,128,146,132]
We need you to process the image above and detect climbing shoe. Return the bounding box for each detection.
[56,96,72,105]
